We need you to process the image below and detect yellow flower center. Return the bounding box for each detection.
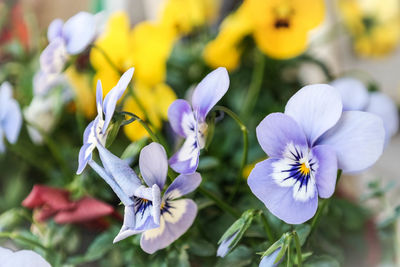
[299,163,310,176]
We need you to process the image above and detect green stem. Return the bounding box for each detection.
[293,231,303,267]
[240,49,265,118]
[197,186,240,218]
[0,232,48,251]
[214,106,248,201]
[287,236,292,267]
[260,212,275,242]
[299,54,334,81]
[91,44,122,75]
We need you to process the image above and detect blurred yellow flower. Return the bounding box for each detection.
[338,0,400,57]
[204,0,325,69]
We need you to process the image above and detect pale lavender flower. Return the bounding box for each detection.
[331,77,399,145]
[0,246,51,267]
[259,248,281,267]
[76,67,134,174]
[248,84,385,224]
[217,231,239,257]
[40,12,96,74]
[168,67,229,174]
[0,82,22,153]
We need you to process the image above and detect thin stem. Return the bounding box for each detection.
[293,231,303,267]
[197,186,240,218]
[0,232,48,251]
[91,45,122,75]
[240,49,265,118]
[260,212,275,242]
[286,236,292,267]
[214,106,248,201]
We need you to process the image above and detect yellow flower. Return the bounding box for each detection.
[204,0,325,68]
[64,67,95,118]
[338,0,400,57]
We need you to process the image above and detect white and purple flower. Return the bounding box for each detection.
[331,77,399,145]
[0,82,22,153]
[40,12,96,74]
[76,67,134,174]
[168,67,230,174]
[248,84,385,224]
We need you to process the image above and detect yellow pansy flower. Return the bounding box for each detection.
[338,0,400,57]
[204,0,325,69]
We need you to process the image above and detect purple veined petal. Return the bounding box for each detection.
[330,78,369,111]
[217,230,239,257]
[248,159,318,224]
[132,197,160,232]
[256,113,308,158]
[191,67,230,121]
[168,99,196,137]
[88,160,134,206]
[102,67,134,134]
[0,247,51,267]
[77,143,94,174]
[169,135,200,174]
[164,172,202,200]
[311,145,337,198]
[96,80,103,117]
[139,142,168,189]
[317,111,385,173]
[366,92,399,145]
[3,99,22,144]
[47,18,64,42]
[135,184,162,226]
[284,84,343,146]
[40,38,69,74]
[140,199,197,254]
[96,143,142,197]
[259,248,281,267]
[62,12,96,54]
[114,205,139,243]
[82,120,95,144]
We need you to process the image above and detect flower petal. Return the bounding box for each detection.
[317,111,385,173]
[168,99,196,137]
[311,145,337,198]
[169,136,200,174]
[217,231,239,257]
[3,99,22,144]
[140,199,197,254]
[366,92,399,145]
[40,38,68,74]
[139,142,168,189]
[47,18,63,42]
[256,113,308,158]
[248,159,318,224]
[284,84,343,145]
[164,172,202,200]
[63,12,96,54]
[330,78,369,111]
[102,67,134,133]
[96,80,103,116]
[259,248,281,267]
[96,143,142,197]
[1,249,51,267]
[77,143,93,174]
[191,67,230,121]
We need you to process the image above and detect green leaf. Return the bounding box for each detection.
[105,114,124,148]
[304,255,340,267]
[121,138,148,160]
[188,239,216,257]
[0,208,26,231]
[294,224,311,246]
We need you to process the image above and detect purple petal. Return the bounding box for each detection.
[311,145,337,198]
[259,248,281,267]
[284,84,343,145]
[88,160,134,206]
[62,12,96,54]
[217,231,239,257]
[317,111,385,173]
[82,120,95,144]
[168,99,196,137]
[256,113,308,158]
[191,67,229,121]
[0,249,51,267]
[330,78,369,111]
[77,143,93,174]
[96,142,142,197]
[40,38,68,74]
[169,136,200,174]
[139,142,168,189]
[47,18,63,42]
[248,159,318,224]
[96,80,103,116]
[140,199,197,254]
[366,92,399,145]
[102,68,134,134]
[0,82,12,115]
[3,99,22,144]
[165,172,202,199]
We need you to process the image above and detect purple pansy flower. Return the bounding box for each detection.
[248,84,385,224]
[331,77,399,145]
[40,12,96,74]
[168,67,230,174]
[113,142,202,254]
[76,67,134,174]
[0,82,22,153]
